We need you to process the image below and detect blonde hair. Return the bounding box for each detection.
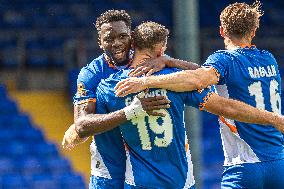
[220,1,263,38]
[133,21,169,50]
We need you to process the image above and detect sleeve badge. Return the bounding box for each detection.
[77,82,87,96]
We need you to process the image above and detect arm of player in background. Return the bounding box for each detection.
[128,56,200,77]
[115,67,218,97]
[62,67,100,149]
[74,96,171,138]
[74,101,96,121]
[204,93,284,133]
[61,101,95,150]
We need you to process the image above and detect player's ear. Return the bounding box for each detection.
[220,26,225,38]
[251,29,256,39]
[157,46,164,57]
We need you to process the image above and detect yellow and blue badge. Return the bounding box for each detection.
[77,82,87,97]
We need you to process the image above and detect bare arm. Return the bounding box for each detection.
[62,101,95,150]
[75,96,170,138]
[74,101,96,122]
[129,56,200,77]
[166,57,200,70]
[204,93,284,132]
[115,67,219,97]
[75,109,127,138]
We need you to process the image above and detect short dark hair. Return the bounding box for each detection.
[220,1,263,38]
[95,10,131,32]
[133,21,169,50]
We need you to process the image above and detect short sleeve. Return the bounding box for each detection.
[183,85,216,110]
[73,67,102,105]
[202,51,230,85]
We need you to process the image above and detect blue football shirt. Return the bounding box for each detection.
[73,53,128,180]
[96,68,214,188]
[203,46,284,165]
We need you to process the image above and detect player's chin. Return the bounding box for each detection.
[113,54,127,64]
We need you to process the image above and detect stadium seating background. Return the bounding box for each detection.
[0,1,283,188]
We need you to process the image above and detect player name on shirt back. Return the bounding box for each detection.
[125,89,167,106]
[248,65,277,79]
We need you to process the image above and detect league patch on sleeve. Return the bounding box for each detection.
[77,82,87,97]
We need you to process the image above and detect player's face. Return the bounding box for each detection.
[99,21,131,65]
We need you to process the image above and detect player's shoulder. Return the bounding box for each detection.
[239,47,278,65]
[77,54,105,82]
[98,69,128,91]
[258,49,277,61]
[106,69,129,81]
[80,54,105,74]
[207,50,234,61]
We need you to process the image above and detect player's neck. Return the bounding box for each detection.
[225,37,252,50]
[132,50,156,67]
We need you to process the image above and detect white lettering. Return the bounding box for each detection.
[254,67,260,78]
[125,89,168,105]
[271,65,277,76]
[259,67,267,77]
[248,65,277,79]
[267,66,272,77]
[248,67,255,78]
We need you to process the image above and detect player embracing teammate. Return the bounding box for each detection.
[66,6,284,189]
[116,1,284,188]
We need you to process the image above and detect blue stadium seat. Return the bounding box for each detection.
[0,113,10,122]
[0,115,26,128]
[27,51,49,67]
[47,158,72,175]
[68,69,80,97]
[54,15,76,28]
[58,174,85,189]
[20,157,46,176]
[30,178,60,189]
[20,128,45,143]
[2,174,29,189]
[0,36,17,49]
[0,157,15,175]
[50,50,65,67]
[26,37,44,50]
[52,56,65,67]
[2,48,19,67]
[269,9,284,27]
[0,99,18,114]
[31,13,52,28]
[0,85,7,98]
[0,129,19,142]
[44,37,64,49]
[31,143,59,159]
[11,114,32,128]
[8,142,30,158]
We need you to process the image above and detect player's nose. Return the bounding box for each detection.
[112,38,123,48]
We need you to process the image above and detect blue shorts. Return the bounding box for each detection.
[221,159,284,189]
[124,183,195,189]
[89,175,124,189]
